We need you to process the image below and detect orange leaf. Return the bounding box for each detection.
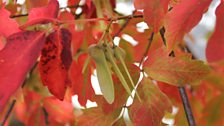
[43,97,75,124]
[144,47,210,86]
[200,94,224,125]
[129,78,172,126]
[27,106,46,126]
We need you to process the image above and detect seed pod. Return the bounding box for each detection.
[88,44,114,104]
[114,46,126,59]
[104,45,132,97]
[114,46,141,101]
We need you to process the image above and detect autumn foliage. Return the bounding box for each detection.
[0,0,223,125]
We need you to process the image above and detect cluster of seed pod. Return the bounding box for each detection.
[88,43,140,104]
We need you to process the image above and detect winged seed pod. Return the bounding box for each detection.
[114,46,141,102]
[104,45,133,97]
[88,44,114,104]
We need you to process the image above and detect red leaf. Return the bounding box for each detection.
[43,97,75,124]
[0,31,46,112]
[157,81,182,102]
[20,0,59,29]
[0,4,20,37]
[26,0,49,10]
[60,29,73,70]
[0,36,4,50]
[134,0,170,32]
[58,11,81,56]
[69,54,95,106]
[165,0,212,49]
[39,28,72,100]
[27,106,46,126]
[206,2,224,62]
[129,78,172,126]
[68,0,80,6]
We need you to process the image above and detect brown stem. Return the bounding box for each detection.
[59,14,143,24]
[178,87,196,126]
[113,17,131,38]
[10,13,28,18]
[0,100,16,126]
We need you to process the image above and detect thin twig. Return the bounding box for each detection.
[59,14,143,24]
[10,13,28,18]
[113,17,131,38]
[139,32,154,67]
[112,11,137,38]
[98,20,113,45]
[0,100,16,126]
[178,87,196,126]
